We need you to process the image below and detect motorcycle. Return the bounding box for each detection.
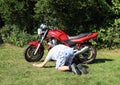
[24,20,98,64]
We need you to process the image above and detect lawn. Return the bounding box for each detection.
[0,43,120,85]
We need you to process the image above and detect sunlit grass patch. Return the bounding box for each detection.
[0,44,120,85]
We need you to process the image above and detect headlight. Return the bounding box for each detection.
[40,24,47,29]
[38,28,43,35]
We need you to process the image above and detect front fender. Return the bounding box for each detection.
[28,41,39,48]
[28,41,44,50]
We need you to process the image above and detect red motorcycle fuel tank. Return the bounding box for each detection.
[48,29,69,41]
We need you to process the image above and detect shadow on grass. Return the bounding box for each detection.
[44,66,55,68]
[93,58,113,64]
[39,59,113,69]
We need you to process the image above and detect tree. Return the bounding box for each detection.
[34,0,120,48]
[0,0,120,47]
[0,0,37,33]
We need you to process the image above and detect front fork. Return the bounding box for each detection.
[34,43,41,55]
[34,30,48,55]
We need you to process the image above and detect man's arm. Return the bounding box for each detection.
[40,59,48,67]
[33,58,49,68]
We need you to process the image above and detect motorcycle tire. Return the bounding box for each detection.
[24,45,44,62]
[75,43,97,64]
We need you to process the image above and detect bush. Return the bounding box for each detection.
[0,25,37,47]
[97,18,120,49]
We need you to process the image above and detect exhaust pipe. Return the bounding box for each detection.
[74,46,89,56]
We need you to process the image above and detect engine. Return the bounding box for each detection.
[48,39,58,47]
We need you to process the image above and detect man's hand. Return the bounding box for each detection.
[33,63,44,68]
[33,59,48,68]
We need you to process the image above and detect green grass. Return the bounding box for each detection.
[0,43,120,85]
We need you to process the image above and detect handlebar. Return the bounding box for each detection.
[40,23,57,30]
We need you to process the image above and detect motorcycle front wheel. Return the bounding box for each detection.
[24,45,44,62]
[74,43,97,64]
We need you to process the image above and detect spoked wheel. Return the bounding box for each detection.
[24,45,44,62]
[74,43,97,64]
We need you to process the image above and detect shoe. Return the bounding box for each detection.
[77,64,88,74]
[70,63,81,75]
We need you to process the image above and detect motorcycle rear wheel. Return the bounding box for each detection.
[74,43,97,64]
[24,45,44,62]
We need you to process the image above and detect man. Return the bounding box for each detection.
[33,44,87,75]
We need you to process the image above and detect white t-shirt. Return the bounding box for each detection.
[46,44,74,61]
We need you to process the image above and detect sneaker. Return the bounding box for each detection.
[70,63,81,75]
[77,64,88,74]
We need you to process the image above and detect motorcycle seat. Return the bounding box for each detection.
[68,33,90,40]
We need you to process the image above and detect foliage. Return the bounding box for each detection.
[112,0,120,14]
[0,0,120,48]
[34,0,59,27]
[0,25,36,47]
[0,0,37,33]
[97,18,120,48]
[7,28,36,47]
[49,0,115,33]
